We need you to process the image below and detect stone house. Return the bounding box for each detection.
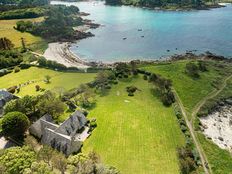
[29,110,90,155]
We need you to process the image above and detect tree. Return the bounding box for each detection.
[37,91,65,119]
[198,60,207,72]
[0,37,14,50]
[23,161,53,174]
[51,151,67,174]
[38,145,54,167]
[4,95,38,116]
[0,146,36,174]
[74,84,96,108]
[44,75,51,83]
[2,111,30,138]
[95,71,110,94]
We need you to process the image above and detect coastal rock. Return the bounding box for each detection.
[218,137,224,141]
[200,103,232,150]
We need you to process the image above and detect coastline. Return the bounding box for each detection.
[43,42,89,69]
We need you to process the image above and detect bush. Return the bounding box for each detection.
[7,86,17,94]
[20,63,31,69]
[185,62,200,78]
[14,66,20,73]
[35,85,40,91]
[128,92,134,96]
[198,60,207,72]
[143,75,148,80]
[2,112,30,138]
[161,90,175,106]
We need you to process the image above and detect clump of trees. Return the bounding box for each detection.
[73,84,96,109]
[149,73,175,106]
[0,145,120,174]
[2,111,30,138]
[0,37,14,50]
[4,91,65,119]
[14,5,83,41]
[105,0,204,9]
[93,71,117,95]
[185,62,200,78]
[0,7,46,19]
[185,61,208,78]
[0,48,23,69]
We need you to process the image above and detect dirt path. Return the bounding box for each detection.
[174,74,232,174]
[173,89,211,174]
[191,74,232,124]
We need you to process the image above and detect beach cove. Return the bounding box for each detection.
[49,1,232,63]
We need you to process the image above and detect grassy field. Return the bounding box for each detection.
[198,133,232,174]
[196,78,232,173]
[0,18,43,48]
[142,60,231,117]
[83,76,185,174]
[0,67,96,96]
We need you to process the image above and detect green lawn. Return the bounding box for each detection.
[83,76,185,174]
[0,67,96,96]
[0,18,44,48]
[142,60,230,117]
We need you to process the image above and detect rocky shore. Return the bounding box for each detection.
[200,99,232,150]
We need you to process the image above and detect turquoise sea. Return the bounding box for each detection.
[52,1,232,62]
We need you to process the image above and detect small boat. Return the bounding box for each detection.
[138,29,142,31]
[141,36,144,38]
[123,37,127,40]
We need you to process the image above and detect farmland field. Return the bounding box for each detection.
[83,76,185,174]
[0,67,96,96]
[0,18,43,48]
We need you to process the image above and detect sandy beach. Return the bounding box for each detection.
[43,42,89,69]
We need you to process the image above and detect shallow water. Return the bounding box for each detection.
[52,1,232,62]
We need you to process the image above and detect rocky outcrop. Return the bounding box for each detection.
[200,102,232,150]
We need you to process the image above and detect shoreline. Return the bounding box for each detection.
[43,42,90,69]
[43,41,231,69]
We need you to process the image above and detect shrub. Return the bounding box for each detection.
[2,111,30,138]
[143,75,148,80]
[185,62,200,78]
[35,85,40,91]
[198,60,207,72]
[14,66,20,73]
[7,86,17,93]
[20,63,31,69]
[177,147,196,174]
[180,125,187,133]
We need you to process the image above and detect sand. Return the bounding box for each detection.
[43,42,89,69]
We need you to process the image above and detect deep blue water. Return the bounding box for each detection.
[52,1,232,62]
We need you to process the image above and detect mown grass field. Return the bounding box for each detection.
[0,18,43,48]
[83,76,185,174]
[0,67,96,96]
[142,60,231,117]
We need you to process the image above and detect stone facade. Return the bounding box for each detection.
[29,111,89,155]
